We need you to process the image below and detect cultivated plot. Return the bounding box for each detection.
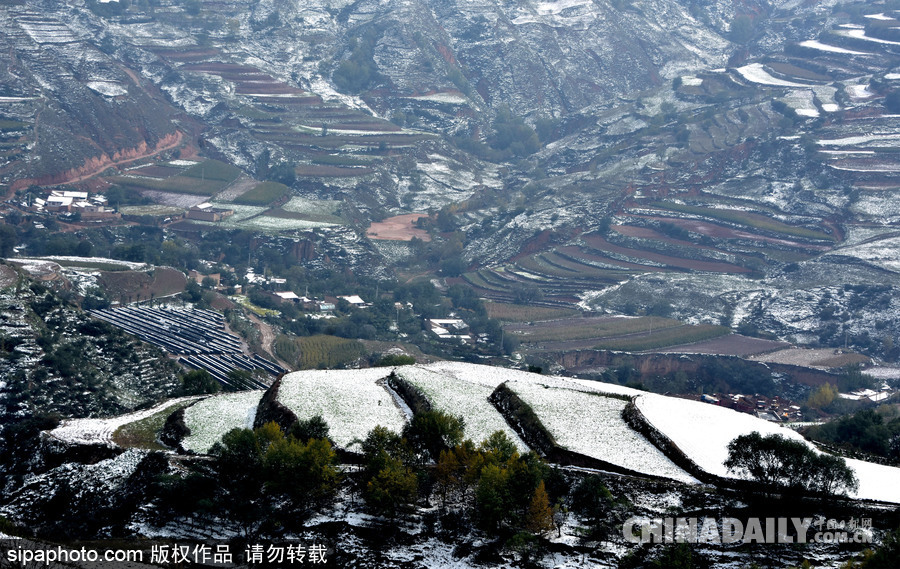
[507,379,698,483]
[277,369,405,448]
[181,390,265,453]
[396,363,528,450]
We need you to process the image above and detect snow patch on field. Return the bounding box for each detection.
[50,396,203,447]
[182,391,264,453]
[825,234,900,271]
[86,81,128,97]
[735,63,808,87]
[636,393,813,479]
[507,380,698,483]
[797,40,870,55]
[836,28,900,46]
[395,365,528,450]
[278,369,405,448]
[635,394,900,503]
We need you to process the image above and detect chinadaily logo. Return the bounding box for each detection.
[623,517,873,545]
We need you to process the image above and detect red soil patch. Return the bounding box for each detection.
[556,246,665,272]
[368,213,432,242]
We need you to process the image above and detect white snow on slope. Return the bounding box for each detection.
[277,368,405,448]
[508,380,698,483]
[736,63,808,87]
[182,390,264,453]
[797,40,870,55]
[395,365,528,450]
[636,394,900,503]
[49,396,204,447]
[836,28,900,46]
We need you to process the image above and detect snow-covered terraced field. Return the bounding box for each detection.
[506,380,697,483]
[181,390,264,453]
[635,394,900,503]
[50,396,203,447]
[396,363,528,450]
[277,369,406,448]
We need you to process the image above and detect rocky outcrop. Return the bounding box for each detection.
[159,407,190,452]
[386,371,432,415]
[253,376,298,432]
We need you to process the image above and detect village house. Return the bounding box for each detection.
[427,318,472,343]
[186,203,235,222]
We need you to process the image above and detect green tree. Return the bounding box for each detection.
[403,410,465,463]
[263,435,340,520]
[724,432,858,496]
[209,426,273,536]
[290,415,330,443]
[0,224,18,256]
[475,463,510,531]
[365,455,418,518]
[807,383,837,409]
[374,354,416,367]
[181,369,221,395]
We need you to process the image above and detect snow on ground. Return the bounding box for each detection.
[735,63,809,87]
[817,133,900,147]
[635,394,900,503]
[277,369,405,449]
[850,194,900,222]
[86,81,128,97]
[1,450,148,520]
[864,366,900,380]
[507,379,698,483]
[825,234,900,271]
[395,365,528,450]
[49,396,204,447]
[197,213,341,232]
[181,390,264,453]
[846,83,875,99]
[846,459,900,503]
[797,40,870,55]
[864,13,896,21]
[636,393,815,479]
[5,256,148,270]
[781,89,819,117]
[836,28,900,46]
[281,197,343,216]
[405,91,467,104]
[209,202,269,221]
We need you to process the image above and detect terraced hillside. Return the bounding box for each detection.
[56,362,900,505]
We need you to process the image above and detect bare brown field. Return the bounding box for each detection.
[295,164,374,177]
[661,334,791,356]
[581,235,751,273]
[557,246,667,272]
[367,213,432,241]
[98,267,186,303]
[630,214,828,249]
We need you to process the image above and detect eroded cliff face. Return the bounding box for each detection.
[0,3,182,190]
[10,131,182,190]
